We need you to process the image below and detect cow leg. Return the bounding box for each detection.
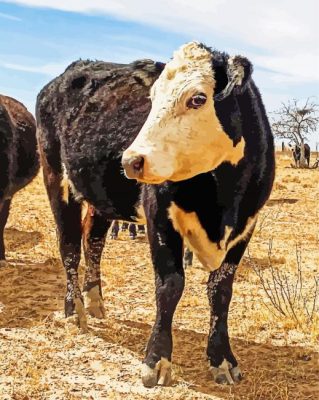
[40,157,86,330]
[82,205,110,318]
[207,239,250,385]
[137,224,145,234]
[0,199,11,267]
[183,247,193,268]
[129,223,137,239]
[110,220,119,239]
[121,222,129,231]
[141,206,184,387]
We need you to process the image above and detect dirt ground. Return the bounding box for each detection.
[0,152,318,400]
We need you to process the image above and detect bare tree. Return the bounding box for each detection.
[272,98,319,167]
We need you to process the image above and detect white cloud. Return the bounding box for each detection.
[0,11,21,20]
[0,61,67,76]
[2,0,319,83]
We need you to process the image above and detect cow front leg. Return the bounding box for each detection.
[142,206,184,387]
[207,239,250,384]
[0,199,11,267]
[82,205,110,318]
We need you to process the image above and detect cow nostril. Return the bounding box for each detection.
[132,156,144,173]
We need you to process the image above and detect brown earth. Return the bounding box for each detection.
[0,152,318,400]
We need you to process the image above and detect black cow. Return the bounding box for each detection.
[36,42,274,387]
[290,143,310,167]
[0,95,39,267]
[36,59,163,324]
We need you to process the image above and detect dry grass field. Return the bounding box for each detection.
[0,152,318,400]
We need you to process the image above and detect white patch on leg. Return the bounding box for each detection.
[230,365,243,382]
[73,298,88,333]
[141,357,172,387]
[61,164,69,203]
[209,359,234,385]
[84,285,105,319]
[61,163,83,203]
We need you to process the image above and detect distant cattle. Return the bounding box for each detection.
[289,143,310,167]
[110,221,145,240]
[0,95,39,267]
[37,42,274,388]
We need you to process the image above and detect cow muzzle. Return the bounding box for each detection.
[121,152,145,180]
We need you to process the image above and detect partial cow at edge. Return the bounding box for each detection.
[0,95,39,266]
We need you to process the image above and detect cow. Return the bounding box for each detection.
[0,95,39,267]
[36,41,274,388]
[122,42,275,386]
[289,142,310,167]
[36,59,164,325]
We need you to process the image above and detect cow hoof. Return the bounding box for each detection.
[0,260,9,268]
[72,298,88,332]
[230,366,243,382]
[84,286,105,319]
[210,359,237,385]
[141,358,172,388]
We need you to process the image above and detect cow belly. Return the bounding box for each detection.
[168,202,256,271]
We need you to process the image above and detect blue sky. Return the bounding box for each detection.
[0,0,318,146]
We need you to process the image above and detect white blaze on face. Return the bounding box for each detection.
[123,41,245,183]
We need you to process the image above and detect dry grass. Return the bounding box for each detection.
[0,152,318,399]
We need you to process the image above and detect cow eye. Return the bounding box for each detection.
[187,93,207,109]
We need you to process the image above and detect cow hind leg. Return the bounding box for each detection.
[0,199,11,267]
[82,205,111,318]
[41,157,86,330]
[207,238,251,385]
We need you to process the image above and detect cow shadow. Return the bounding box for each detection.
[0,257,64,328]
[90,317,318,399]
[1,260,317,399]
[266,198,299,206]
[4,227,43,252]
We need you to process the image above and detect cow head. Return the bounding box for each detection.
[122,42,252,184]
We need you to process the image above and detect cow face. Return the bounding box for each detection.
[122,42,251,184]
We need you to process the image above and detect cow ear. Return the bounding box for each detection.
[155,61,166,72]
[214,56,252,102]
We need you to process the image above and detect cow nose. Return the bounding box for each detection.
[122,154,145,179]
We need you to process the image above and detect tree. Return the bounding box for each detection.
[272,98,319,167]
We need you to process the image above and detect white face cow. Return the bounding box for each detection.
[122,41,249,184]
